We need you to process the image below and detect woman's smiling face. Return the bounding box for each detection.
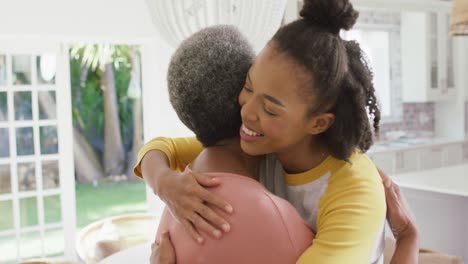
[238,44,320,157]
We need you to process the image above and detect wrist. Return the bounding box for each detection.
[140,150,172,197]
[395,223,419,246]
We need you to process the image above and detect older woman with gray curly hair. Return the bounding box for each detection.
[167,25,253,147]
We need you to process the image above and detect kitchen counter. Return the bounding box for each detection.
[369,137,466,153]
[392,163,468,262]
[393,163,468,197]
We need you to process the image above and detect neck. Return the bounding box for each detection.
[213,137,243,149]
[207,137,263,179]
[275,137,329,174]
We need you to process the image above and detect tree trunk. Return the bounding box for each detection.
[102,62,125,176]
[126,47,143,180]
[126,98,143,180]
[73,127,105,182]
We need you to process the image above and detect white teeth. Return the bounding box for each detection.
[242,124,262,137]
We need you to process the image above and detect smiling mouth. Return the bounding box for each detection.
[241,124,264,137]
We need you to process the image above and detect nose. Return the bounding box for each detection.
[239,92,258,123]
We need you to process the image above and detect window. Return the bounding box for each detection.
[342,29,392,117]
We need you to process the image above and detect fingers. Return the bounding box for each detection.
[190,172,233,235]
[181,219,204,244]
[384,181,398,211]
[158,232,176,264]
[378,169,391,188]
[159,231,171,246]
[192,172,221,187]
[198,186,233,214]
[189,213,223,239]
[384,179,410,238]
[377,168,388,179]
[183,172,232,214]
[386,181,405,222]
[392,182,402,197]
[195,201,231,233]
[164,171,233,243]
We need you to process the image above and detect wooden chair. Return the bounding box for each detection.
[384,236,464,264]
[75,213,159,264]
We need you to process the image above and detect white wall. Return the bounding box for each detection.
[0,0,158,43]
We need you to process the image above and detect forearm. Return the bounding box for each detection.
[138,138,229,242]
[141,150,172,196]
[390,228,419,264]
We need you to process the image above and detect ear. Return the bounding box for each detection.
[306,113,335,135]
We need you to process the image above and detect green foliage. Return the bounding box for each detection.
[70,45,135,154]
[70,57,104,145]
[70,44,132,72]
[114,60,134,150]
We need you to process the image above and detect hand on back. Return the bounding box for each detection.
[379,169,418,240]
[158,169,233,243]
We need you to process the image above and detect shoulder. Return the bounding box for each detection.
[321,152,385,211]
[328,152,382,189]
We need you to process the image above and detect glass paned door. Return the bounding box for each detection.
[0,42,75,263]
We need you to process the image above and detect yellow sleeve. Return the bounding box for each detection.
[133,137,204,178]
[297,162,386,263]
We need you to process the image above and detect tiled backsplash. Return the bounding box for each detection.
[379,103,435,140]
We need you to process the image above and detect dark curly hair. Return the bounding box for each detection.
[270,0,380,161]
[168,25,255,147]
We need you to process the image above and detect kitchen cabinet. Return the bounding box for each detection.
[417,146,444,170]
[395,149,420,174]
[401,11,456,102]
[466,83,468,100]
[463,142,468,162]
[368,151,395,175]
[369,140,467,174]
[443,144,464,166]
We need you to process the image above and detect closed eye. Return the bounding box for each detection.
[243,86,253,93]
[263,106,277,116]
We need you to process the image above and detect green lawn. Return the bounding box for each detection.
[76,180,147,228]
[0,180,147,262]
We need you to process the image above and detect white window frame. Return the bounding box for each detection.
[0,39,76,262]
[342,22,403,124]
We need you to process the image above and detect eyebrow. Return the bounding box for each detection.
[247,71,285,107]
[263,94,285,107]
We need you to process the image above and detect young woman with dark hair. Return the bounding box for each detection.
[140,1,419,263]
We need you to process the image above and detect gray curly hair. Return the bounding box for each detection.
[168,25,255,147]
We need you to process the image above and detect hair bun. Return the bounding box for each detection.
[299,0,359,34]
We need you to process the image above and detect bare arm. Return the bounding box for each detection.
[140,149,233,243]
[391,231,419,264]
[379,170,419,264]
[141,150,171,196]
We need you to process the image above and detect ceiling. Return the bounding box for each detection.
[0,0,158,43]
